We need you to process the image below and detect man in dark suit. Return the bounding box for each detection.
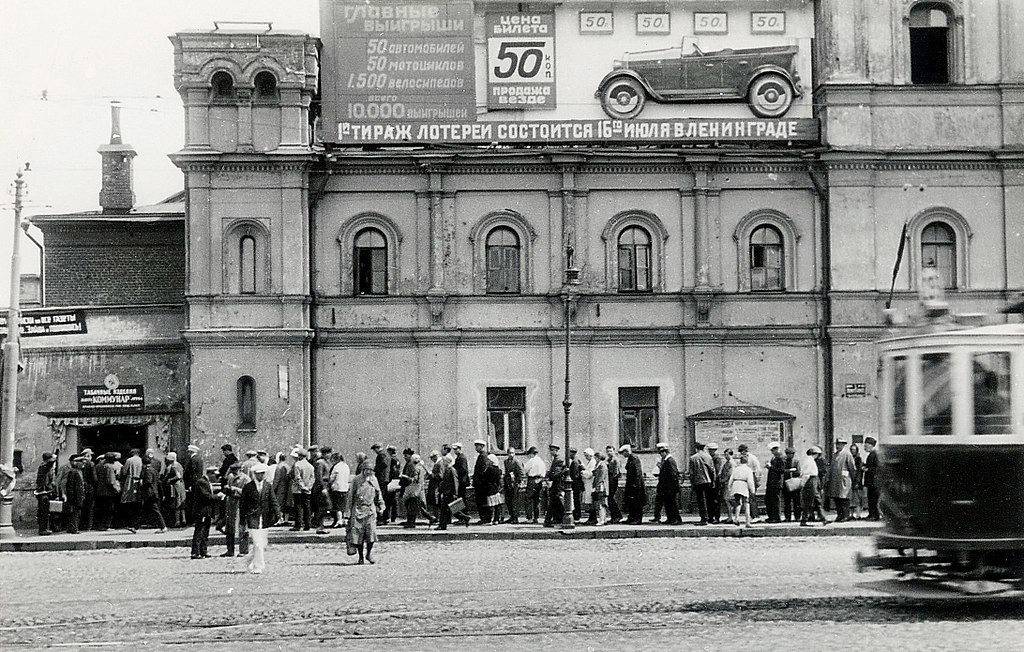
[240,463,279,573]
[567,448,583,521]
[620,444,646,524]
[371,443,388,524]
[688,442,717,525]
[64,455,86,534]
[191,467,220,559]
[471,440,491,525]
[183,445,204,524]
[655,443,682,524]
[544,444,565,527]
[863,437,880,520]
[502,447,524,524]
[604,445,622,523]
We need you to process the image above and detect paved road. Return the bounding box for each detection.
[1,537,1020,650]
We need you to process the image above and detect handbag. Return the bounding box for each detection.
[486,493,504,507]
[386,479,401,493]
[447,497,466,513]
[785,477,803,492]
[49,499,65,513]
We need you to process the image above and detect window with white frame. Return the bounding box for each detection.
[487,387,525,451]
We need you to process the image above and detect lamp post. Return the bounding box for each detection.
[561,245,580,530]
[0,169,26,540]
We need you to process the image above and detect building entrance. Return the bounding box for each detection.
[78,423,148,459]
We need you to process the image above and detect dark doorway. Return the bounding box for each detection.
[79,424,148,459]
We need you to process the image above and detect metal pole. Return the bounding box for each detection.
[561,282,574,529]
[0,169,25,539]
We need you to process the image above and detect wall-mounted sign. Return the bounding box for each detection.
[320,0,475,124]
[694,11,729,34]
[636,12,671,35]
[337,117,819,145]
[77,385,145,413]
[487,12,556,110]
[579,11,614,34]
[844,382,868,398]
[319,1,817,145]
[751,11,786,34]
[0,310,87,338]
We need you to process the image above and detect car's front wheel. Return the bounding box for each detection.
[600,77,646,120]
[747,73,794,118]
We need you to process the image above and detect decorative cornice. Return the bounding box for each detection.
[183,328,314,347]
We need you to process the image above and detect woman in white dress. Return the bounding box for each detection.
[580,448,597,524]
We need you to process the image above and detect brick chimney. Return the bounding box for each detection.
[97,101,136,213]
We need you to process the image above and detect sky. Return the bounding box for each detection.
[0,1,321,308]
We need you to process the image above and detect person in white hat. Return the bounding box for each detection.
[580,448,597,524]
[799,447,828,526]
[240,462,279,573]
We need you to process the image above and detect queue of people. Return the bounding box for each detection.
[31,436,881,555]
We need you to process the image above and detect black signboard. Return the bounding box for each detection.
[77,385,145,412]
[0,310,87,337]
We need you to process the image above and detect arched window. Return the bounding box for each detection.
[211,70,236,101]
[253,71,279,102]
[617,226,652,292]
[921,221,956,289]
[354,228,388,296]
[237,376,256,431]
[485,227,521,294]
[239,235,257,294]
[749,225,784,291]
[909,3,953,84]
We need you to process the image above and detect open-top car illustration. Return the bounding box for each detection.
[595,43,802,120]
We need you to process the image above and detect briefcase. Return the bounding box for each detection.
[48,499,65,513]
[447,497,466,513]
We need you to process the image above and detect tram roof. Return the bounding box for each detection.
[880,321,1024,347]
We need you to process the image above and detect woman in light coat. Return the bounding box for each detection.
[348,464,384,564]
[591,451,609,525]
[580,448,597,524]
[728,454,755,528]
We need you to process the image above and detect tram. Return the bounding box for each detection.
[855,292,1024,597]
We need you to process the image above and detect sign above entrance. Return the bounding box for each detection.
[319,0,817,146]
[0,309,86,337]
[77,385,145,413]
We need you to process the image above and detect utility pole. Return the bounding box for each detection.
[0,167,26,539]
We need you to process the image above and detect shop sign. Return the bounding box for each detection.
[337,117,819,145]
[77,385,145,413]
[0,310,87,337]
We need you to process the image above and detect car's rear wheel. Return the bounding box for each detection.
[600,77,646,120]
[747,73,794,118]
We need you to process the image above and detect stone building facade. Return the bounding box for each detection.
[7,0,1024,526]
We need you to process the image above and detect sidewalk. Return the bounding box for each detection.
[0,518,881,553]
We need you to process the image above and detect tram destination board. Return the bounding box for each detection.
[321,0,475,128]
[77,385,145,413]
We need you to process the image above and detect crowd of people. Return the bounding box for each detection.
[31,436,880,568]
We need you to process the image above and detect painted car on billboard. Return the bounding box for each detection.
[595,44,802,120]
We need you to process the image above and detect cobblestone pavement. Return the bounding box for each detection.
[1,537,1020,650]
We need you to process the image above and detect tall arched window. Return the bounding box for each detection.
[237,376,256,430]
[354,228,388,296]
[909,3,952,84]
[921,221,956,289]
[239,235,257,294]
[750,225,784,290]
[211,70,236,101]
[617,226,652,292]
[485,227,521,294]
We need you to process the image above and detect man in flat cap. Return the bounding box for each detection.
[655,443,682,525]
[191,467,221,559]
[765,443,786,523]
[452,443,470,519]
[688,442,716,526]
[863,437,880,520]
[828,437,857,522]
[183,444,204,525]
[289,449,315,531]
[34,452,57,535]
[706,442,723,523]
[502,447,524,524]
[566,448,583,522]
[619,444,646,525]
[64,455,86,534]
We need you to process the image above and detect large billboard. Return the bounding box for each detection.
[319,1,818,146]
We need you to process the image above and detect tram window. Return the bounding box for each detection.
[892,356,909,436]
[921,352,953,436]
[972,352,1012,435]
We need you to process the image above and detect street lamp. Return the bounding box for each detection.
[0,168,26,540]
[561,245,580,530]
